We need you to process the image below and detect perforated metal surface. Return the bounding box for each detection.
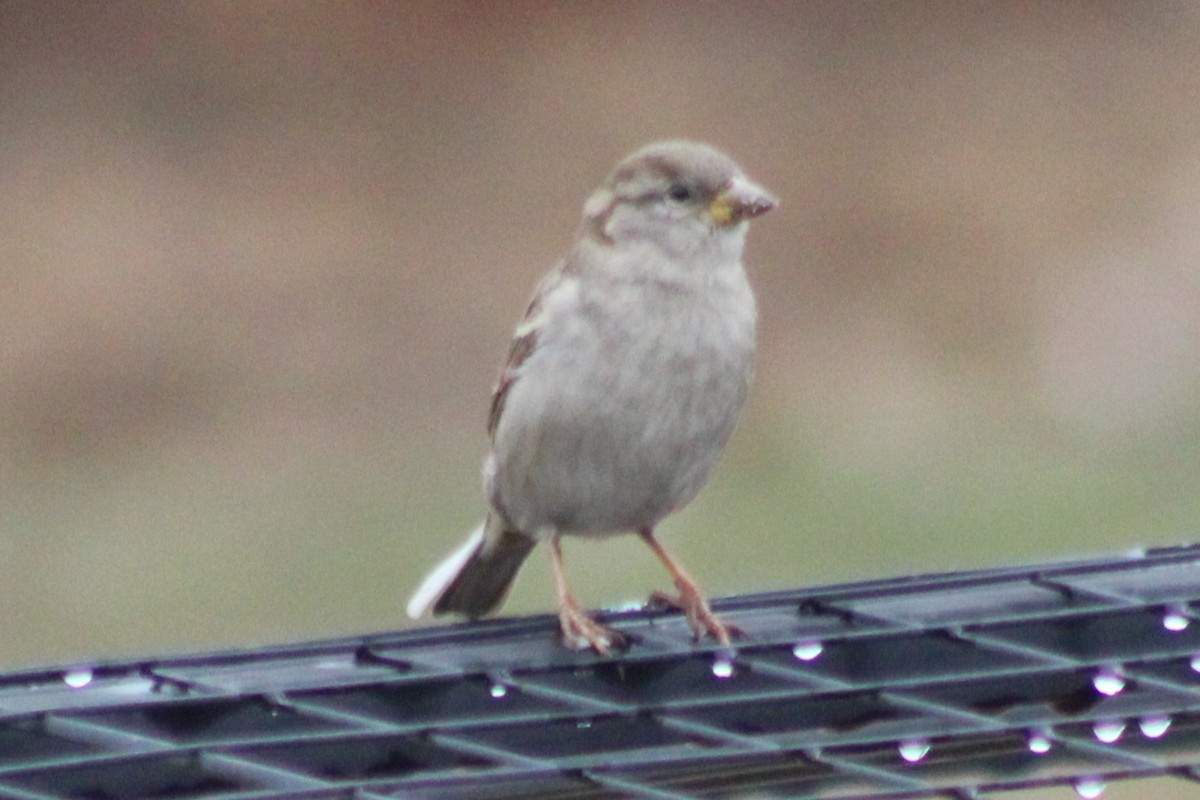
[5,544,1200,799]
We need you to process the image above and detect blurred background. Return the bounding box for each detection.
[2,0,1199,710]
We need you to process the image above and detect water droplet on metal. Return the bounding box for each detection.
[1092,669,1125,697]
[792,641,824,662]
[1191,654,1200,673]
[63,669,93,689]
[711,658,735,679]
[1163,608,1190,632]
[1027,733,1052,754]
[607,600,644,613]
[1074,778,1105,799]
[489,683,508,699]
[576,720,592,729]
[898,739,931,763]
[1093,720,1125,744]
[1139,715,1171,739]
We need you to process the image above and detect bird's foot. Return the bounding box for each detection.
[557,597,628,655]
[648,586,742,647]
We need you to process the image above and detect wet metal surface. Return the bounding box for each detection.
[5,544,1200,798]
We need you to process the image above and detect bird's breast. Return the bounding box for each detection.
[488,268,755,536]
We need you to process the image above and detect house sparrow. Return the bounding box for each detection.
[407,140,776,653]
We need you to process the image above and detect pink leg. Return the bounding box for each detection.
[548,534,627,654]
[640,528,741,646]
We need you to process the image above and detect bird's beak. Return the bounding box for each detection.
[709,176,778,226]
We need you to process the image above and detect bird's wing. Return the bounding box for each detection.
[486,269,560,439]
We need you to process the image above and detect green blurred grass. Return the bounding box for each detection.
[5,394,1194,670]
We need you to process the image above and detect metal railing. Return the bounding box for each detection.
[4,543,1200,798]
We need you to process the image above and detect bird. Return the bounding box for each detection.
[407,140,776,653]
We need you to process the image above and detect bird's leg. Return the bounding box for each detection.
[548,534,627,654]
[639,528,742,646]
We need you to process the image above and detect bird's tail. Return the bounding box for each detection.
[406,516,536,620]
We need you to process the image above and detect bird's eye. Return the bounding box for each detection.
[666,183,692,202]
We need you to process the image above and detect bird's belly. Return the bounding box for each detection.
[488,330,750,537]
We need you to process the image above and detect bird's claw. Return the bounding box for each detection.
[648,589,742,647]
[558,603,629,655]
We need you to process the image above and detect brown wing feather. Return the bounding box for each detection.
[487,294,542,439]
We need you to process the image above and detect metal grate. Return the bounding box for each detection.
[5,544,1200,799]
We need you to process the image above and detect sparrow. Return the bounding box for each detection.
[407,140,776,653]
